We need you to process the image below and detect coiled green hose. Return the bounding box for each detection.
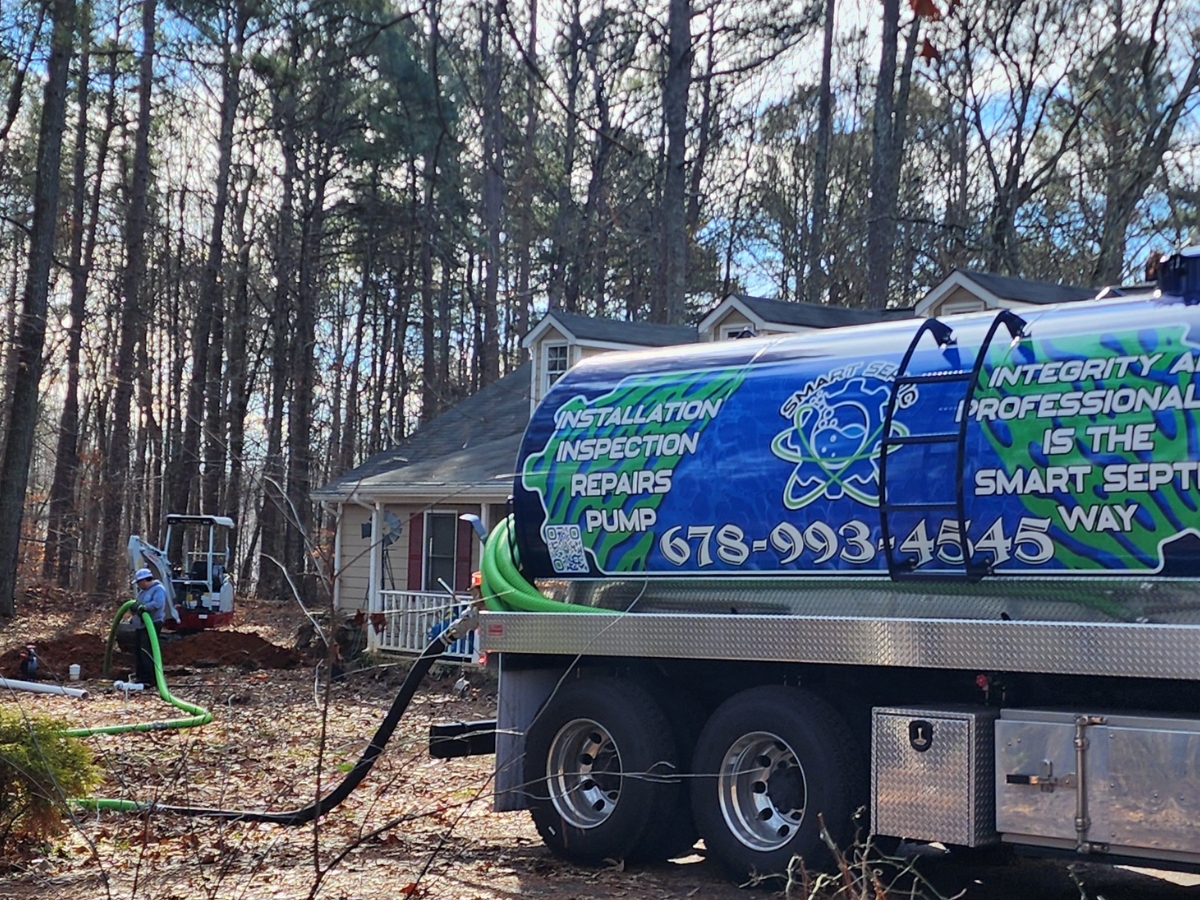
[480,515,613,613]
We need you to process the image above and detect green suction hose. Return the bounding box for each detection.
[480,516,615,613]
[75,610,477,822]
[64,601,212,738]
[74,517,591,821]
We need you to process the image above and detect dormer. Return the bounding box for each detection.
[522,311,697,407]
[915,270,1095,318]
[697,295,909,340]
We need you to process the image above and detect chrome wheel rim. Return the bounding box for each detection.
[718,731,807,851]
[546,718,622,830]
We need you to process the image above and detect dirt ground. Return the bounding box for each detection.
[1,588,1198,900]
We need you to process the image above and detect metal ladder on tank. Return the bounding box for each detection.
[878,309,1027,581]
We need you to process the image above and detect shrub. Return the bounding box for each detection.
[0,706,99,846]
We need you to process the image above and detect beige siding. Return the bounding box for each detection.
[704,309,754,341]
[932,286,987,317]
[538,324,569,345]
[335,503,372,611]
[335,502,426,609]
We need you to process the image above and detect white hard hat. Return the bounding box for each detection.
[133,568,154,582]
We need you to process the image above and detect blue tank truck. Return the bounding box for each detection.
[457,248,1200,882]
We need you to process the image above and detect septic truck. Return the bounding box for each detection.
[463,248,1200,882]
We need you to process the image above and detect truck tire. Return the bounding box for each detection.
[524,677,684,865]
[637,680,704,861]
[690,685,861,883]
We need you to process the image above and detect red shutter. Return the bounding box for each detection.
[454,517,473,592]
[407,514,424,590]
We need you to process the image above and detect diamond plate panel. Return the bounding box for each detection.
[537,576,1200,625]
[872,707,997,846]
[995,712,1079,841]
[479,613,1200,681]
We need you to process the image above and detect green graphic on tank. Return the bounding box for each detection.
[522,368,746,573]
[972,322,1200,573]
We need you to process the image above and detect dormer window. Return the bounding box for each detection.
[940,299,984,316]
[721,323,757,340]
[545,343,569,392]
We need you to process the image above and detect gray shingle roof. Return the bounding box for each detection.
[313,363,531,500]
[958,270,1095,305]
[541,310,698,346]
[731,295,912,327]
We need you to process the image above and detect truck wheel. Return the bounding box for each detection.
[690,685,861,883]
[637,681,703,861]
[524,677,683,865]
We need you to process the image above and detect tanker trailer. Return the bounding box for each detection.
[475,247,1200,882]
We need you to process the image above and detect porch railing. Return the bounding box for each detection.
[371,590,479,665]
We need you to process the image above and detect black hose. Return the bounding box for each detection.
[85,617,462,824]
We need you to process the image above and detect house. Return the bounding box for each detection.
[310,316,708,654]
[311,364,531,627]
[915,270,1095,318]
[313,272,1101,652]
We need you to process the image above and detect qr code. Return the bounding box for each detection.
[544,524,589,574]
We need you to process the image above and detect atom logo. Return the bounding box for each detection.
[770,374,911,509]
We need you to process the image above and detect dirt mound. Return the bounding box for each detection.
[0,632,125,681]
[1,629,299,680]
[164,630,300,670]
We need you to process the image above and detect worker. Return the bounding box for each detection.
[132,568,166,687]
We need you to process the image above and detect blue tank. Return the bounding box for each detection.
[514,267,1200,594]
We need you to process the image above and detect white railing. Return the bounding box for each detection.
[372,590,479,664]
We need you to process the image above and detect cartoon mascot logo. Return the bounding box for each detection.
[770,362,915,509]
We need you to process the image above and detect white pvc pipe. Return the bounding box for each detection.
[0,677,89,699]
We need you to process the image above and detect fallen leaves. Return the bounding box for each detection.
[0,592,756,900]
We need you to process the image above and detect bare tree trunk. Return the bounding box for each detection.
[419,0,445,421]
[370,265,392,449]
[258,140,296,598]
[390,264,412,442]
[685,6,717,239]
[512,0,538,359]
[661,0,691,324]
[804,0,836,305]
[438,257,452,402]
[284,163,326,602]
[0,5,47,143]
[479,0,504,385]
[863,0,900,309]
[223,170,253,520]
[0,0,75,615]
[202,293,225,511]
[46,2,96,585]
[136,319,162,537]
[419,174,438,420]
[546,0,582,311]
[98,0,155,593]
[0,241,18,454]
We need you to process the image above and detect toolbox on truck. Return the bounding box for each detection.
[872,705,998,847]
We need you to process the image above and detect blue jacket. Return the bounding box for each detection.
[136,580,167,627]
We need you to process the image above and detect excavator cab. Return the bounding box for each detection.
[128,514,236,631]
